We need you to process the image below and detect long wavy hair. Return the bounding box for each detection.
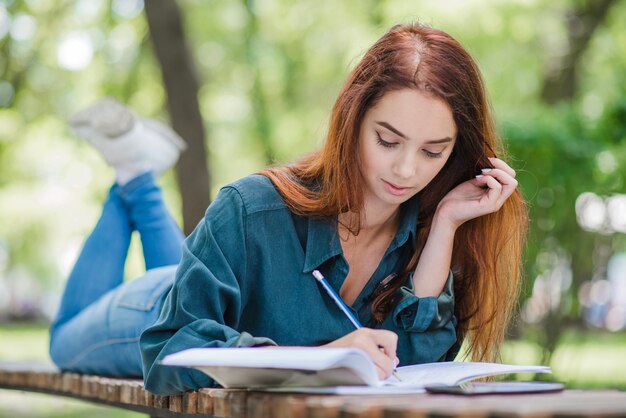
[260,23,528,362]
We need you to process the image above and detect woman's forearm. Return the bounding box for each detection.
[411,213,457,297]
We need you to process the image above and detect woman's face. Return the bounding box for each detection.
[358,88,457,213]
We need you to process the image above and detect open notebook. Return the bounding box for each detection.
[161,347,552,394]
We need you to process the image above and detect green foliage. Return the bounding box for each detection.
[503,96,626,361]
[502,328,626,390]
[1,0,626,360]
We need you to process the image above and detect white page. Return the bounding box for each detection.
[161,347,380,386]
[264,363,551,394]
[383,362,551,387]
[264,386,427,395]
[162,347,369,370]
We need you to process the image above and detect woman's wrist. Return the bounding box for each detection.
[411,210,457,298]
[431,209,459,236]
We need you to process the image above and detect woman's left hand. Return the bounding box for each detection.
[435,157,518,230]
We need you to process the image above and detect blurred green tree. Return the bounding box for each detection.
[0,2,625,371]
[145,0,210,234]
[505,0,626,366]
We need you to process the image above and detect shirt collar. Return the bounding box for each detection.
[394,194,419,250]
[301,194,420,273]
[302,216,343,273]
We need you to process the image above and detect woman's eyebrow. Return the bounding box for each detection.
[376,121,407,139]
[424,137,454,144]
[375,121,453,144]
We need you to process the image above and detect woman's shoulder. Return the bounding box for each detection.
[219,174,287,214]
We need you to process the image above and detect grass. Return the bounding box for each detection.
[0,392,142,418]
[0,323,143,418]
[0,323,50,362]
[501,329,626,390]
[1,323,625,416]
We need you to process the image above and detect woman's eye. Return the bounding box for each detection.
[376,135,396,148]
[424,150,443,158]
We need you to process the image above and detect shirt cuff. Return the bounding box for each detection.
[231,331,278,348]
[392,270,455,332]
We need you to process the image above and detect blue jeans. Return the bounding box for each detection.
[49,172,184,377]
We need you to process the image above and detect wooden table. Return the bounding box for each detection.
[2,362,626,417]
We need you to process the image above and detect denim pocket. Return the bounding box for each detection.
[116,265,177,312]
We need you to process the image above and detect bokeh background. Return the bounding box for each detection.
[1,0,625,416]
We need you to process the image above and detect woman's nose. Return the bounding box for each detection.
[392,153,417,179]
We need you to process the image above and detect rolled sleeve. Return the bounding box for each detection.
[232,332,277,348]
[140,186,275,395]
[392,270,455,332]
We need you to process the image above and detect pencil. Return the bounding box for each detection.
[312,269,403,381]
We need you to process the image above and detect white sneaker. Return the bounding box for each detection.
[69,97,187,180]
[138,117,188,175]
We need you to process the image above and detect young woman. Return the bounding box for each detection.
[49,22,527,396]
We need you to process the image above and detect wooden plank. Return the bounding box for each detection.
[380,394,499,418]
[3,371,16,386]
[247,393,307,418]
[94,377,122,402]
[247,393,273,418]
[304,396,343,418]
[30,371,45,389]
[140,387,155,407]
[341,402,384,418]
[61,373,82,395]
[41,373,58,389]
[82,375,101,399]
[484,390,626,417]
[60,373,72,392]
[0,369,9,386]
[207,388,248,418]
[210,389,234,418]
[3,364,626,418]
[130,383,143,405]
[379,391,626,418]
[32,371,56,390]
[280,395,307,418]
[50,373,63,393]
[154,394,170,410]
[170,395,184,413]
[120,382,134,403]
[227,391,248,418]
[8,371,25,387]
[353,395,436,418]
[197,389,215,415]
[183,391,198,414]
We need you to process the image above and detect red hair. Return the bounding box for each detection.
[260,23,528,362]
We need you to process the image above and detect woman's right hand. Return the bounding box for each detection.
[323,328,399,380]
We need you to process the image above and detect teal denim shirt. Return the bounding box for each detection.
[140,175,458,395]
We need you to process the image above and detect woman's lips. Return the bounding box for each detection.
[382,180,412,196]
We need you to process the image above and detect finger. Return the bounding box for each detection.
[375,364,389,380]
[363,330,398,379]
[371,330,398,359]
[354,339,396,379]
[479,168,516,185]
[461,177,494,201]
[476,173,517,211]
[481,167,519,207]
[475,174,503,208]
[487,157,516,178]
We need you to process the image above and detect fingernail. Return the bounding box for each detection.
[395,357,400,366]
[476,175,484,178]
[481,168,492,173]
